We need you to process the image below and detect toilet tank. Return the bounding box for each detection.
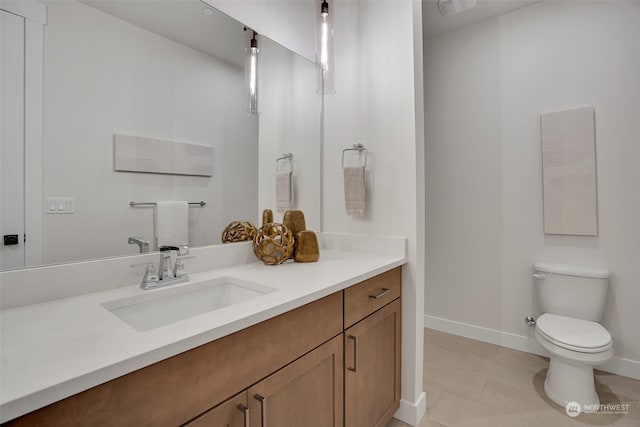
[534,262,610,322]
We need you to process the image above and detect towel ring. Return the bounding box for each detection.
[342,143,367,169]
[276,153,294,173]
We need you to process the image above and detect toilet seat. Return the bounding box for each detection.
[536,313,611,353]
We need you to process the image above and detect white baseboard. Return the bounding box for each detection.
[424,314,640,381]
[393,392,426,426]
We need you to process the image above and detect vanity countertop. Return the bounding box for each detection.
[0,247,406,422]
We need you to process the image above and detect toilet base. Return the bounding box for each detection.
[544,357,600,408]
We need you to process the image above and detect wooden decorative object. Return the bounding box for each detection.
[221,221,257,243]
[283,210,307,259]
[294,230,319,263]
[253,223,294,265]
[262,209,274,226]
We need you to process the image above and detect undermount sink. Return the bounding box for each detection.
[102,277,276,332]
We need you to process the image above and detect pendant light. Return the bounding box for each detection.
[245,28,259,115]
[316,0,335,95]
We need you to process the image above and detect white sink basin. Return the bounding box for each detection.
[102,277,276,332]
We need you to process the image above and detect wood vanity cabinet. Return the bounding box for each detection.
[4,267,402,427]
[184,334,343,427]
[4,293,343,427]
[344,268,402,427]
[247,335,343,427]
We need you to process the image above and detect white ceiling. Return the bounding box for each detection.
[80,0,543,64]
[80,0,246,67]
[422,0,543,38]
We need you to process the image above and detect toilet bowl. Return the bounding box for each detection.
[533,262,612,408]
[534,313,613,407]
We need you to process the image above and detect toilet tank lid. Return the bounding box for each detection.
[534,263,610,279]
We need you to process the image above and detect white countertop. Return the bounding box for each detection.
[0,249,405,422]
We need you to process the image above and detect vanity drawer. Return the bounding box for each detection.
[344,267,401,328]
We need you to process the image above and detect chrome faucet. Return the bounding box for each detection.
[140,245,190,290]
[128,236,150,253]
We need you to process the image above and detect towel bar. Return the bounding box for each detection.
[129,201,206,207]
[342,143,367,169]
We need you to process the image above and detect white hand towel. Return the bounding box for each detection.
[276,171,294,213]
[155,201,189,248]
[344,167,365,216]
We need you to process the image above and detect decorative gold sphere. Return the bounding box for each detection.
[221,221,257,243]
[253,223,295,265]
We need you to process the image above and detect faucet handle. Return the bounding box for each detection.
[173,260,189,279]
[141,264,159,287]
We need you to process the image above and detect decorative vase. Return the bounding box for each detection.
[294,230,319,263]
[262,209,274,226]
[283,210,307,259]
[282,210,306,235]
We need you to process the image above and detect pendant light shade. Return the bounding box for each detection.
[245,29,259,115]
[316,0,335,95]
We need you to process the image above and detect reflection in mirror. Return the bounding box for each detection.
[259,37,321,230]
[0,0,321,271]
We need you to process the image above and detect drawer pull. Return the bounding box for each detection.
[347,335,358,372]
[237,404,249,427]
[369,288,391,299]
[254,394,266,427]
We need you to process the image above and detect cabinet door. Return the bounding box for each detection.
[345,299,401,427]
[183,391,248,427]
[248,335,343,427]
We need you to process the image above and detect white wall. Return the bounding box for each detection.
[205,0,427,421]
[424,0,640,377]
[41,1,258,264]
[258,37,321,230]
[324,1,426,423]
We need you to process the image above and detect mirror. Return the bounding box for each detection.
[0,0,321,270]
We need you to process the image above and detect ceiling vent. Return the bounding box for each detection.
[437,0,477,16]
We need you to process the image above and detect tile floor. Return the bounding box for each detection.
[387,328,640,427]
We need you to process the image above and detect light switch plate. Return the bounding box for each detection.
[47,198,74,214]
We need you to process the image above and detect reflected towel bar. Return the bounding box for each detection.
[129,201,206,207]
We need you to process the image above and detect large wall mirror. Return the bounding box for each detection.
[0,0,321,271]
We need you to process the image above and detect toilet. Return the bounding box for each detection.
[533,262,613,408]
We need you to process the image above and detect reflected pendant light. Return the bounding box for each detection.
[245,28,259,114]
[316,0,335,95]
